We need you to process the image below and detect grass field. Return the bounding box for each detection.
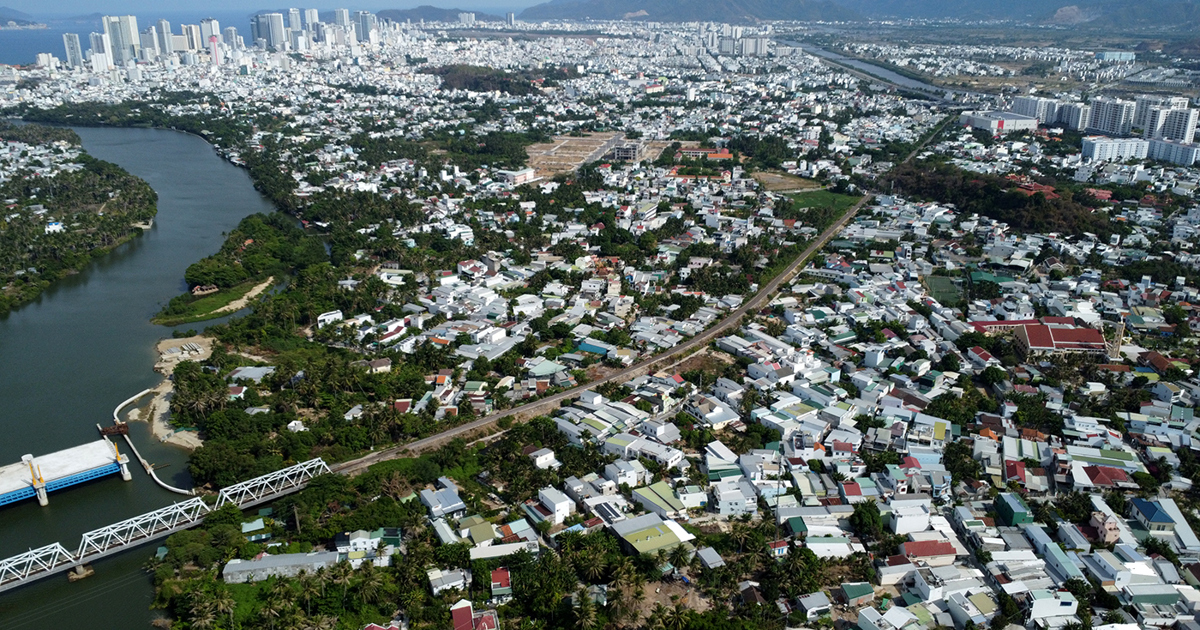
[151,280,262,326]
[925,275,963,305]
[789,190,862,213]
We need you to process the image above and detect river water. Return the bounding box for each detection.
[0,127,276,627]
[787,41,986,100]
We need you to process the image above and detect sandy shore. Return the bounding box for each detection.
[121,336,213,450]
[211,276,273,316]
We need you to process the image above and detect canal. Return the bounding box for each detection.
[0,126,276,627]
[785,41,987,100]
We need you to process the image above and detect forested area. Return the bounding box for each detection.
[0,144,157,314]
[425,64,577,95]
[883,158,1113,237]
[0,121,80,145]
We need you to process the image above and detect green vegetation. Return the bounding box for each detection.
[151,279,268,326]
[884,158,1113,238]
[423,64,577,96]
[153,213,325,325]
[0,135,157,314]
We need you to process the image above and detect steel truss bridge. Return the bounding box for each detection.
[0,458,330,593]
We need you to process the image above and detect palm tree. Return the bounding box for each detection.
[259,596,284,630]
[646,603,669,630]
[730,522,751,553]
[573,588,599,630]
[297,571,321,615]
[357,563,385,607]
[664,603,691,630]
[580,550,607,583]
[211,586,236,630]
[331,560,354,605]
[668,545,692,575]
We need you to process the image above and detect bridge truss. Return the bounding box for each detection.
[76,497,211,558]
[216,458,331,507]
[0,543,74,590]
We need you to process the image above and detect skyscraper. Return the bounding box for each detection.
[355,11,376,42]
[1087,97,1135,137]
[102,15,139,66]
[288,8,302,31]
[62,33,84,68]
[255,13,287,50]
[304,8,319,29]
[200,18,221,44]
[156,19,174,54]
[223,26,240,48]
[89,31,112,71]
[334,8,351,27]
[139,26,160,58]
[182,24,202,51]
[507,12,516,26]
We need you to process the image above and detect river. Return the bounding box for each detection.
[785,41,987,100]
[0,126,276,628]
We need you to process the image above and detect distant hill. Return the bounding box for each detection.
[377,6,503,23]
[518,0,1200,28]
[520,0,858,23]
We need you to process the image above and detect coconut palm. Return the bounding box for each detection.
[357,563,385,607]
[330,560,354,605]
[573,588,599,630]
[297,571,321,615]
[259,595,284,630]
[664,603,691,630]
[668,545,693,573]
[211,586,236,630]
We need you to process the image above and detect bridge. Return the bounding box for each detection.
[0,458,330,594]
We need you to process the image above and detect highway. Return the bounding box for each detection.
[332,117,953,476]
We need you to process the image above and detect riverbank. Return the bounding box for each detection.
[150,275,274,326]
[122,336,214,450]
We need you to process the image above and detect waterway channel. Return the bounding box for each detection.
[785,41,987,100]
[0,126,277,627]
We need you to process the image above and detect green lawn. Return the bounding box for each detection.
[151,280,263,326]
[925,275,963,305]
[788,189,861,213]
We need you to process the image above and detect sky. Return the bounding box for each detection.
[15,1,538,18]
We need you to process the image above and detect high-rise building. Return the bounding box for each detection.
[88,31,111,71]
[1144,107,1198,142]
[507,12,516,26]
[1149,138,1200,166]
[1082,136,1148,161]
[255,13,287,50]
[208,35,222,65]
[182,24,202,51]
[223,26,240,48]
[1134,95,1190,129]
[62,33,84,68]
[139,26,159,58]
[1056,103,1091,131]
[102,15,139,66]
[287,8,302,31]
[304,8,319,29]
[156,19,174,54]
[1011,96,1059,124]
[1087,97,1135,137]
[333,8,351,27]
[355,11,376,42]
[458,12,476,25]
[200,19,221,44]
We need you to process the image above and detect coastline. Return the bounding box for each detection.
[122,335,213,451]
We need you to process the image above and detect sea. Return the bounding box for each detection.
[0,11,259,66]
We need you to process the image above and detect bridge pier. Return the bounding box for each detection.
[21,455,48,506]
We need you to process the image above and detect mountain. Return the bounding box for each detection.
[518,0,1200,28]
[0,6,39,25]
[377,6,503,23]
[519,0,858,22]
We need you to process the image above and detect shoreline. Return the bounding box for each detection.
[122,335,213,451]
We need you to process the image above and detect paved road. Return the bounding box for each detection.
[333,193,871,474]
[332,117,954,476]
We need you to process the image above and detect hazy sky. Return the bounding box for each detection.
[20,1,537,17]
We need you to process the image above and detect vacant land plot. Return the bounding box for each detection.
[753,170,822,192]
[925,275,963,305]
[526,132,622,177]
